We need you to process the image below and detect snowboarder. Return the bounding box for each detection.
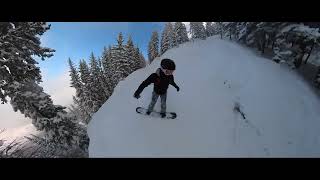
[134,58,180,118]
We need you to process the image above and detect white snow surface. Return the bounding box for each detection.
[88,36,320,157]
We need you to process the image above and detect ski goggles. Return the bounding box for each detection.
[161,68,175,75]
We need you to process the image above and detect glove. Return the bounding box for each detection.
[176,86,180,92]
[134,92,141,99]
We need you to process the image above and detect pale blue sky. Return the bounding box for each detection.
[38,22,165,78]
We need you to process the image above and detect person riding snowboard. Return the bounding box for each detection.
[134,58,180,118]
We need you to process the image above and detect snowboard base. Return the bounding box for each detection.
[136,107,177,119]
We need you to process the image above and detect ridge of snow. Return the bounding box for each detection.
[88,36,320,157]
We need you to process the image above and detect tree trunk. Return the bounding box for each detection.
[266,36,270,48]
[261,33,266,54]
[294,53,304,69]
[304,42,315,64]
[271,40,275,50]
[262,40,265,54]
[285,33,289,41]
[314,66,320,88]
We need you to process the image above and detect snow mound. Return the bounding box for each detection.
[88,36,320,157]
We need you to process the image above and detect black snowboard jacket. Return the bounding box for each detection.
[134,68,179,95]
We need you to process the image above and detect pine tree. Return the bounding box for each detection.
[167,23,174,48]
[67,101,83,124]
[272,23,320,68]
[148,41,153,64]
[174,22,189,45]
[78,59,94,122]
[190,22,206,40]
[139,50,146,68]
[101,46,109,75]
[106,45,118,90]
[68,58,82,99]
[73,54,109,120]
[134,47,142,69]
[148,31,159,63]
[205,22,215,37]
[234,22,248,41]
[134,46,146,70]
[101,46,113,96]
[215,22,225,39]
[69,96,86,124]
[68,58,87,123]
[170,23,177,48]
[221,22,239,40]
[314,66,320,88]
[0,22,88,150]
[160,23,168,55]
[101,46,111,81]
[97,56,111,100]
[111,32,129,84]
[79,60,91,88]
[220,22,320,69]
[160,23,174,55]
[89,53,106,112]
[125,35,137,74]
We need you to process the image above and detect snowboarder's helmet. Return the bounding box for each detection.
[161,59,176,70]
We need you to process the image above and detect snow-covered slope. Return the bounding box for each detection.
[88,36,320,157]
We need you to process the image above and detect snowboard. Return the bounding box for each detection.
[136,107,177,119]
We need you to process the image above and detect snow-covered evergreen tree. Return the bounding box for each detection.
[0,22,88,150]
[110,32,129,83]
[253,22,282,53]
[314,66,320,88]
[148,31,159,63]
[97,55,111,100]
[68,58,87,123]
[78,60,91,90]
[215,22,225,39]
[173,22,189,45]
[125,35,138,74]
[68,58,82,97]
[190,22,206,40]
[160,23,174,55]
[70,54,110,124]
[137,47,146,69]
[78,59,94,122]
[69,96,86,124]
[210,22,220,36]
[219,22,320,69]
[101,46,114,92]
[205,22,215,37]
[105,46,118,90]
[89,53,106,112]
[101,46,109,75]
[222,22,238,40]
[170,23,177,48]
[168,23,174,48]
[97,56,102,70]
[273,23,320,68]
[134,47,143,70]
